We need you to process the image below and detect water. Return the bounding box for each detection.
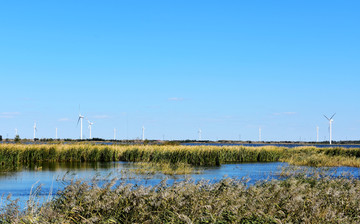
[1,161,360,209]
[0,162,286,207]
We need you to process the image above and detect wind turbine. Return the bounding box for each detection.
[142,126,145,141]
[316,126,319,142]
[77,113,85,140]
[114,128,116,140]
[15,128,18,136]
[33,122,37,140]
[324,113,336,144]
[198,129,202,141]
[88,120,94,139]
[259,127,262,142]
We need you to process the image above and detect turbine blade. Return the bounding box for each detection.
[77,117,80,126]
[323,115,330,120]
[330,113,336,120]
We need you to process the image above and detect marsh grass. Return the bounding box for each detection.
[1,144,360,169]
[280,146,360,167]
[2,171,360,223]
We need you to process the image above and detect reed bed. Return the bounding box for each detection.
[279,146,360,167]
[2,173,360,223]
[0,144,283,166]
[1,143,360,168]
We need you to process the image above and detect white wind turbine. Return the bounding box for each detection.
[88,120,94,139]
[142,126,145,141]
[259,127,261,142]
[77,113,85,140]
[198,129,202,141]
[316,126,319,142]
[33,122,37,140]
[324,113,336,144]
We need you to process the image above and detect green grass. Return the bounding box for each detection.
[2,173,360,223]
[1,144,360,169]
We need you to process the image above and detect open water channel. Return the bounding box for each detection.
[1,161,360,209]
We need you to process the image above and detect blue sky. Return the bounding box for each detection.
[1,1,359,141]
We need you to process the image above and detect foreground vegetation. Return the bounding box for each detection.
[1,173,360,223]
[1,144,360,169]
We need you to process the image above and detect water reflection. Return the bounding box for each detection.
[28,161,119,171]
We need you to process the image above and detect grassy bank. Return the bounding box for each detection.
[0,144,283,167]
[1,173,360,223]
[1,144,360,168]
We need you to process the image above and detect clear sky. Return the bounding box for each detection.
[0,1,359,141]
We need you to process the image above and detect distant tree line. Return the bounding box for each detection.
[1,135,360,145]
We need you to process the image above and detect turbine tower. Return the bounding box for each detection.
[88,120,94,139]
[77,114,85,140]
[114,128,116,140]
[33,122,37,140]
[324,113,336,144]
[198,129,202,141]
[316,126,319,142]
[142,126,145,141]
[259,127,261,142]
[15,128,18,136]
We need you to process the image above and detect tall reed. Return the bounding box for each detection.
[2,173,360,223]
[1,144,360,168]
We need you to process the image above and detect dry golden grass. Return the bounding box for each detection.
[1,143,360,168]
[2,172,360,223]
